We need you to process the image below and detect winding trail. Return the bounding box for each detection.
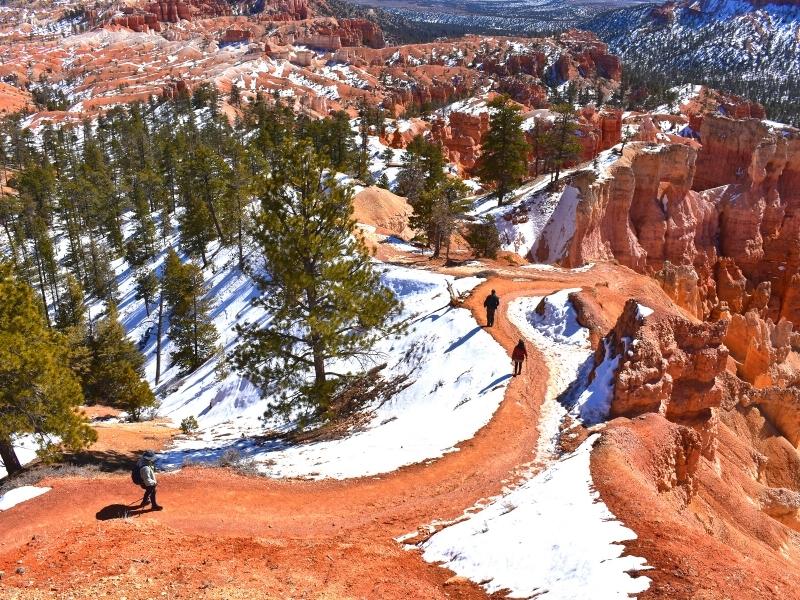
[0,262,665,599]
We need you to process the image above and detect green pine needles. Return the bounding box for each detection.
[233,141,401,423]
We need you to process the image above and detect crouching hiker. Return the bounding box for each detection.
[511,339,527,377]
[134,450,163,511]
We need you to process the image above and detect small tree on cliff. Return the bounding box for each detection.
[543,103,582,185]
[477,95,529,205]
[0,263,96,475]
[233,142,400,421]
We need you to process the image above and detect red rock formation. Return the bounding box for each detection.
[162,79,191,99]
[431,110,490,173]
[558,114,800,329]
[555,31,622,82]
[145,1,231,23]
[725,310,794,388]
[300,19,385,50]
[221,28,252,44]
[608,299,728,426]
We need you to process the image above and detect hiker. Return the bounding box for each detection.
[137,450,162,511]
[511,339,527,376]
[483,289,500,327]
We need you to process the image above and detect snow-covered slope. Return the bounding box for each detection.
[587,0,800,124]
[153,263,513,480]
[91,181,511,480]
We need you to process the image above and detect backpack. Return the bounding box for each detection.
[131,463,144,487]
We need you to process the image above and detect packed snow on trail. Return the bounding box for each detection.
[422,435,650,599]
[418,290,651,598]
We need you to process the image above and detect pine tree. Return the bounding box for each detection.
[54,274,92,387]
[543,104,583,185]
[426,177,471,262]
[395,135,445,206]
[135,268,159,316]
[165,259,218,373]
[87,303,155,420]
[234,142,400,420]
[476,95,529,205]
[163,250,218,372]
[0,263,96,475]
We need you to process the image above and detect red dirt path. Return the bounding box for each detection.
[0,262,723,599]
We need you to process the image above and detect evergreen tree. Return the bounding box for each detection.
[135,268,159,317]
[476,95,529,205]
[163,249,217,371]
[165,259,218,373]
[543,104,582,185]
[54,274,92,387]
[395,135,445,206]
[426,177,471,261]
[0,263,96,475]
[86,303,155,420]
[234,142,400,420]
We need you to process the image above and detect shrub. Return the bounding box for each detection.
[465,216,501,259]
[180,416,199,434]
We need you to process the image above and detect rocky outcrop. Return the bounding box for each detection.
[555,30,622,82]
[724,309,796,388]
[431,110,490,173]
[221,28,252,44]
[145,1,232,23]
[608,300,728,426]
[297,19,385,50]
[557,115,800,329]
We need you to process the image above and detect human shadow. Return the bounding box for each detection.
[96,502,154,521]
[445,326,482,353]
[479,373,513,395]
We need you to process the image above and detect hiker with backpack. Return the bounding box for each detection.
[511,339,527,376]
[133,450,162,511]
[484,289,500,327]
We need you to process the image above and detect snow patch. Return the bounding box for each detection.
[422,434,650,599]
[0,486,51,511]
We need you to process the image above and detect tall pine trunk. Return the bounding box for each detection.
[155,289,163,384]
[192,295,199,371]
[0,438,23,476]
[305,283,327,389]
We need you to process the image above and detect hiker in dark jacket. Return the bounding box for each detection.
[511,339,527,376]
[483,289,500,327]
[138,450,162,511]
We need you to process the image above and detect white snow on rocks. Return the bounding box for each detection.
[538,185,580,263]
[636,303,654,319]
[421,434,651,599]
[0,486,51,511]
[420,290,650,598]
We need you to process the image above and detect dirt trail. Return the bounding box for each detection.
[0,262,660,599]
